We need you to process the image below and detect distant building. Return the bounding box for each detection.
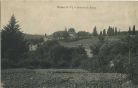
[68,31,77,39]
[29,44,38,51]
[43,34,53,42]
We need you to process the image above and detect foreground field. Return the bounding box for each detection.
[1,69,137,88]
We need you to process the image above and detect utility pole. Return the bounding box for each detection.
[128,35,132,80]
[129,36,131,65]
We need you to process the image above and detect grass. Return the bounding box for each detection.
[1,69,129,88]
[59,36,121,48]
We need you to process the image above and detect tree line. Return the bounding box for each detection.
[93,25,136,36]
[51,25,136,41]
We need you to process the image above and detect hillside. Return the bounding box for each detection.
[59,37,100,48]
[59,36,121,48]
[24,34,44,40]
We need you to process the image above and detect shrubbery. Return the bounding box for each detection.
[89,35,138,84]
[24,40,88,69]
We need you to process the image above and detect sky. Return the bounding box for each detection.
[1,0,138,35]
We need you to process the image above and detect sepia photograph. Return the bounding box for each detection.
[1,0,138,88]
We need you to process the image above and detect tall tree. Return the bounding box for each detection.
[99,31,103,36]
[93,26,98,36]
[107,26,115,36]
[132,25,136,35]
[103,29,106,36]
[128,26,132,35]
[112,27,115,36]
[115,27,118,36]
[107,26,112,36]
[1,15,28,68]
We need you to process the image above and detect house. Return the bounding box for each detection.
[68,30,77,39]
[29,44,38,51]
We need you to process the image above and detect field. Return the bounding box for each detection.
[1,69,133,88]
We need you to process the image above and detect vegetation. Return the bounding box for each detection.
[1,15,29,69]
[1,69,127,88]
[77,31,91,39]
[68,28,75,33]
[89,35,138,84]
[1,15,138,86]
[25,40,88,69]
[92,26,98,36]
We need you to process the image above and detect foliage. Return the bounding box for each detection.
[90,35,138,84]
[99,31,102,36]
[1,15,28,69]
[128,25,136,35]
[1,69,126,88]
[68,28,75,33]
[107,26,115,36]
[92,26,98,36]
[132,25,136,35]
[26,40,88,69]
[103,29,106,36]
[115,27,118,35]
[77,31,90,39]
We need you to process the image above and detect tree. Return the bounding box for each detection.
[112,27,115,36]
[132,25,136,35]
[122,35,138,84]
[99,31,103,36]
[77,31,90,38]
[92,26,98,36]
[1,15,28,68]
[107,26,112,36]
[128,26,132,35]
[35,40,87,68]
[115,27,118,36]
[68,28,75,33]
[107,26,115,36]
[103,29,106,36]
